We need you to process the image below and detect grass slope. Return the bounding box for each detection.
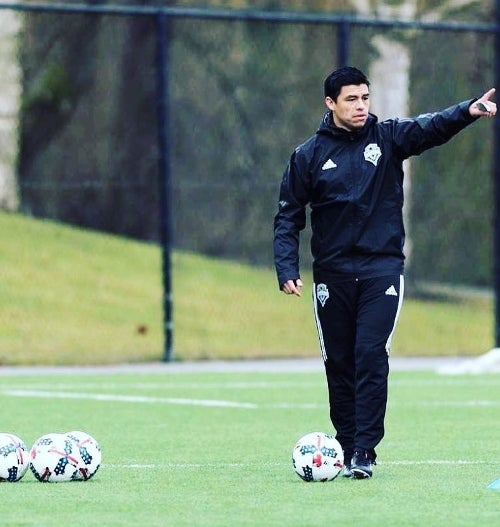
[0,212,494,365]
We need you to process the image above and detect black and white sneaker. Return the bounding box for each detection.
[343,450,353,477]
[343,464,353,478]
[351,449,374,479]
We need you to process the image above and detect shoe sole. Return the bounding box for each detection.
[351,468,372,479]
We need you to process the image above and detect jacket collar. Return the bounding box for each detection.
[316,111,377,139]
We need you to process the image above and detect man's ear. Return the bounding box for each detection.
[325,96,335,111]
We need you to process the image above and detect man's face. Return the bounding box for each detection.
[325,84,370,131]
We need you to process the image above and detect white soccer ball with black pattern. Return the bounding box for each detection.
[0,433,30,482]
[66,430,102,480]
[292,432,344,482]
[30,433,81,482]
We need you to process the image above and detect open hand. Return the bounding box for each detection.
[471,88,497,117]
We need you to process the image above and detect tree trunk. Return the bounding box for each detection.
[0,7,21,211]
[369,35,413,264]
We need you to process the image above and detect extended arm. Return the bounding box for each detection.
[392,89,496,158]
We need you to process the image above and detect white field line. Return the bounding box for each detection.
[0,381,321,391]
[104,459,489,470]
[2,389,257,409]
[2,388,499,409]
[416,400,500,407]
[2,388,323,409]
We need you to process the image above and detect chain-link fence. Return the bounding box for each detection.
[0,2,496,363]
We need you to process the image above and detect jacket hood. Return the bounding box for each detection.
[316,110,378,139]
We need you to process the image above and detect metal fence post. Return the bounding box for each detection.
[155,11,174,361]
[494,0,500,347]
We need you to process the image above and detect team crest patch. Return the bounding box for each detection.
[316,283,329,307]
[364,143,382,166]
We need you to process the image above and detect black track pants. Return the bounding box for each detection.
[312,275,404,459]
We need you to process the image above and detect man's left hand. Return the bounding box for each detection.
[471,88,497,117]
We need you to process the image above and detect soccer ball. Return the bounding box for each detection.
[30,433,81,482]
[292,432,344,482]
[0,433,30,482]
[66,430,102,480]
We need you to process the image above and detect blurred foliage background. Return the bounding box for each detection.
[0,0,497,362]
[13,0,496,286]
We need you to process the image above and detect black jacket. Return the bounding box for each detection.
[273,100,478,287]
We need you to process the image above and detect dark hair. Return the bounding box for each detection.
[324,66,370,100]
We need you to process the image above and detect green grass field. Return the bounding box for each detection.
[0,212,495,364]
[0,365,498,526]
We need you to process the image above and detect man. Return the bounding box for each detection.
[273,66,496,479]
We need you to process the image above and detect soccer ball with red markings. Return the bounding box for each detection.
[30,433,80,482]
[0,433,30,482]
[292,432,344,482]
[66,430,102,480]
